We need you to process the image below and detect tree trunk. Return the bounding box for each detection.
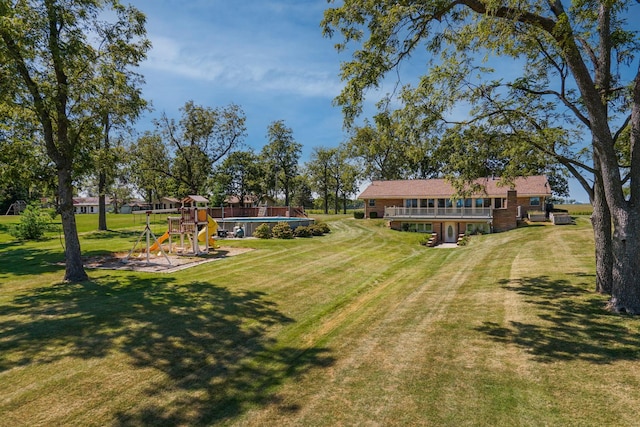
[608,210,640,314]
[98,171,107,231]
[284,180,290,207]
[591,175,612,294]
[98,114,109,231]
[58,167,88,282]
[323,168,329,214]
[323,187,329,214]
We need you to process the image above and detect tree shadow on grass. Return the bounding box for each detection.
[0,246,64,277]
[81,229,141,240]
[0,222,13,235]
[476,275,640,364]
[0,275,334,424]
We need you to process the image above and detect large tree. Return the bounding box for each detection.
[323,1,640,313]
[331,147,361,214]
[307,145,362,214]
[262,120,302,206]
[92,22,149,230]
[348,121,404,180]
[215,150,262,208]
[0,0,149,281]
[155,101,246,197]
[307,146,336,214]
[0,107,55,211]
[130,132,172,204]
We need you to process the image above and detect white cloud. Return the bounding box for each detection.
[142,30,342,99]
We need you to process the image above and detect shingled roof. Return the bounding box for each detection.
[358,176,551,199]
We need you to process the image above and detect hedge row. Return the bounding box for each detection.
[253,221,330,239]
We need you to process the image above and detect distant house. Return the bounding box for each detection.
[358,176,552,243]
[225,195,259,208]
[152,197,180,211]
[73,197,114,214]
[120,199,150,214]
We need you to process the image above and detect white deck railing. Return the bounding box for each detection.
[384,206,493,219]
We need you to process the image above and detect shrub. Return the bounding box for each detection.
[293,225,313,238]
[309,224,324,236]
[11,203,50,240]
[353,211,364,219]
[369,211,378,219]
[253,223,272,239]
[313,221,330,234]
[272,222,294,239]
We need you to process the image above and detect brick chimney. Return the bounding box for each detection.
[492,189,518,232]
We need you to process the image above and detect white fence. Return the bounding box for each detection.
[384,206,493,219]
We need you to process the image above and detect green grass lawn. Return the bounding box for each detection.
[1,212,639,426]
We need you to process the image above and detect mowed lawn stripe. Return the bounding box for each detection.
[2,216,640,426]
[239,233,492,425]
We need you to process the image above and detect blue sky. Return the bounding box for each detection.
[132,0,596,202]
[134,0,349,159]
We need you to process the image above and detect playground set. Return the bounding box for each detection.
[126,195,219,264]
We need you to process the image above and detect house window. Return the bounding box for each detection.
[466,223,490,234]
[420,199,428,208]
[438,199,446,208]
[484,198,491,208]
[368,199,375,207]
[464,198,472,208]
[402,223,416,232]
[446,199,453,208]
[418,223,433,233]
[405,199,418,208]
[494,198,502,209]
[475,198,484,208]
[530,197,541,206]
[456,199,463,208]
[90,207,94,213]
[402,223,432,233]
[427,199,435,208]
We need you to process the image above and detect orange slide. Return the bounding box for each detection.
[149,230,170,252]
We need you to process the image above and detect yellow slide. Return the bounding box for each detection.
[198,215,219,245]
[149,230,170,252]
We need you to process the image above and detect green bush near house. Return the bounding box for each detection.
[272,221,294,239]
[353,211,365,219]
[293,225,313,238]
[311,222,330,235]
[10,204,51,240]
[253,223,272,239]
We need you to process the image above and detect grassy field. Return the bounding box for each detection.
[1,212,639,426]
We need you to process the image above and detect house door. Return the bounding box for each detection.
[444,222,457,243]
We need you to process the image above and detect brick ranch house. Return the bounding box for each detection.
[358,175,552,244]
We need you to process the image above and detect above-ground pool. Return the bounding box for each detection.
[215,216,314,237]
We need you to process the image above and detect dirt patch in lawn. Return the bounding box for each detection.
[83,246,254,273]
